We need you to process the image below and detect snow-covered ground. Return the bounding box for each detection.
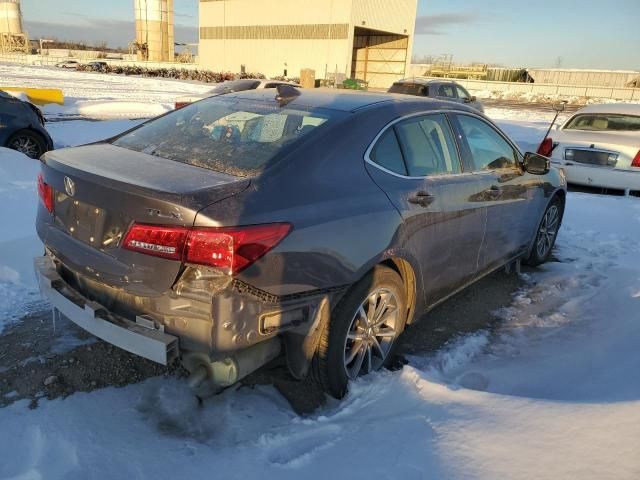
[474,88,636,105]
[1,64,640,479]
[0,63,210,119]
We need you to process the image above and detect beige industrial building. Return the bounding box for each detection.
[198,0,418,88]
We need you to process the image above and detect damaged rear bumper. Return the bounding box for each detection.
[34,256,179,365]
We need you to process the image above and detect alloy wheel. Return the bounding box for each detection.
[10,136,40,158]
[343,287,400,379]
[535,205,559,258]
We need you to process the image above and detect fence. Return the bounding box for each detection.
[425,77,640,101]
[0,52,200,71]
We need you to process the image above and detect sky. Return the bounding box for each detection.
[20,0,640,70]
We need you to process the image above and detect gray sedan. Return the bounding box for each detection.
[34,88,565,399]
[389,78,484,113]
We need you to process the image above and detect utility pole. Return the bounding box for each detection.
[39,39,54,55]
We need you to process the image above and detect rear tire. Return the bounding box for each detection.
[525,197,563,266]
[6,130,47,159]
[314,265,407,399]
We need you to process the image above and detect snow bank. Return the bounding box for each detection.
[0,64,210,120]
[0,119,145,331]
[43,100,172,120]
[0,148,43,332]
[474,88,637,105]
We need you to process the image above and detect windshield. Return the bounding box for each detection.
[112,97,339,177]
[564,113,640,132]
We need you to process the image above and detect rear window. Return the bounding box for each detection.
[564,114,640,132]
[112,98,338,177]
[388,83,428,96]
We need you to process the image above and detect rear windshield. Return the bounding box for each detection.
[112,97,339,176]
[388,83,428,96]
[564,113,640,132]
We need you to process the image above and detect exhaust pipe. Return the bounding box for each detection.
[185,337,281,394]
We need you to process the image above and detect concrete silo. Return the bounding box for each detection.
[0,0,28,53]
[0,0,23,34]
[134,0,174,62]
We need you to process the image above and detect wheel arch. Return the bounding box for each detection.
[379,256,420,325]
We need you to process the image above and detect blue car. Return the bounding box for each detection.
[0,91,53,159]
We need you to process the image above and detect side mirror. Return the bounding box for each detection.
[463,96,476,103]
[523,152,550,175]
[552,100,568,112]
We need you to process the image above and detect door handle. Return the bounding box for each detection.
[488,185,501,198]
[408,191,435,207]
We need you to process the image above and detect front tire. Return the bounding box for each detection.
[314,265,407,398]
[526,197,563,266]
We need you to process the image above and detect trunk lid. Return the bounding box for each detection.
[38,143,249,295]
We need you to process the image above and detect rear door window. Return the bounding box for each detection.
[455,114,518,170]
[113,98,339,177]
[370,129,407,175]
[437,84,456,98]
[369,114,461,177]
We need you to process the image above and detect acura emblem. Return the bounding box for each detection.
[64,176,76,197]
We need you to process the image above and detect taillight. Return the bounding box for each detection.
[186,224,292,275]
[37,172,54,213]
[537,137,553,157]
[122,224,188,261]
[632,150,640,168]
[174,102,190,110]
[123,223,291,275]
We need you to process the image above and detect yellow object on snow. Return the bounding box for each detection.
[0,87,64,106]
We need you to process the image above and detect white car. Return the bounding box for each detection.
[549,103,640,194]
[55,60,79,69]
[174,79,300,109]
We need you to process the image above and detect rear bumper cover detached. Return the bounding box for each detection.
[34,256,179,365]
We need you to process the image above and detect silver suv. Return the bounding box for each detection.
[389,79,484,113]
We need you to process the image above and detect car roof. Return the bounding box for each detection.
[224,88,475,113]
[573,103,640,116]
[393,78,458,86]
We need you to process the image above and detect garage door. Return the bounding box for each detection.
[351,33,408,89]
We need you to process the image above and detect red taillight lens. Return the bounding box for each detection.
[122,224,188,261]
[632,150,640,168]
[537,137,553,157]
[186,224,292,275]
[37,172,54,213]
[122,223,291,275]
[174,102,190,110]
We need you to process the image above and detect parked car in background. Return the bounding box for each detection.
[549,103,640,194]
[0,91,53,159]
[86,61,108,72]
[55,60,79,69]
[35,89,565,399]
[174,79,301,109]
[388,78,484,113]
